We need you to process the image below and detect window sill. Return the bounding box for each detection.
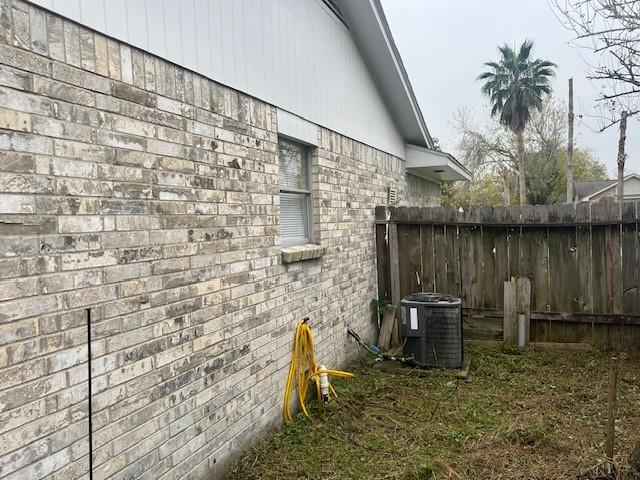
[281,244,325,263]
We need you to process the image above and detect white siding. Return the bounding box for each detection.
[625,176,640,199]
[30,0,406,158]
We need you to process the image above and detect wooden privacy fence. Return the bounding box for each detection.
[375,202,640,352]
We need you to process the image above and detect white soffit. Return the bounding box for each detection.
[405,144,471,182]
[277,109,319,146]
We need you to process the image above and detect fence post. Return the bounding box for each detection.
[388,222,401,347]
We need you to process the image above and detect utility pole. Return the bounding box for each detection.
[566,78,574,203]
[617,111,628,206]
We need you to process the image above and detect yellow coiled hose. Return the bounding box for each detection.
[283,320,354,423]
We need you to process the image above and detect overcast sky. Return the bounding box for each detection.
[381,0,639,177]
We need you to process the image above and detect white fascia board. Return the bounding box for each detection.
[405,144,471,183]
[277,109,319,146]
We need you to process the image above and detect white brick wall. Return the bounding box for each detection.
[0,1,440,478]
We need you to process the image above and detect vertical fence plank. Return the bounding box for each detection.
[620,204,640,350]
[520,227,550,342]
[591,225,609,349]
[576,225,593,313]
[495,228,510,309]
[445,225,461,297]
[548,227,588,342]
[375,224,390,301]
[398,224,422,298]
[622,220,639,313]
[481,226,497,309]
[388,222,401,347]
[606,224,624,349]
[459,226,472,306]
[420,224,435,293]
[507,226,521,280]
[434,225,448,294]
[470,226,483,308]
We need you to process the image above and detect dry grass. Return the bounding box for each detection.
[224,347,640,480]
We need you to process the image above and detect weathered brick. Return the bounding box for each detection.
[56,178,113,197]
[61,250,118,271]
[0,85,52,115]
[51,62,110,94]
[111,82,157,108]
[94,33,109,77]
[120,44,133,84]
[97,129,146,151]
[0,294,60,322]
[63,20,81,67]
[11,1,29,50]
[0,130,53,154]
[0,0,11,45]
[0,173,54,193]
[46,13,64,61]
[0,107,31,131]
[0,43,49,75]
[58,215,104,233]
[0,193,34,213]
[79,27,95,72]
[33,77,96,107]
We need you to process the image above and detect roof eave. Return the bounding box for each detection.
[335,0,434,150]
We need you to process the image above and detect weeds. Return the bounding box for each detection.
[225,348,640,480]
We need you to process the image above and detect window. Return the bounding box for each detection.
[278,138,312,246]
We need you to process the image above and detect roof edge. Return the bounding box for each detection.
[369,0,434,148]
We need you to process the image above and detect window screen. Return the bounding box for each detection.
[279,139,311,245]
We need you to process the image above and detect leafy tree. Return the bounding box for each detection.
[447,100,609,207]
[478,40,556,205]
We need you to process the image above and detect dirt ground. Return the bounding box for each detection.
[225,347,640,480]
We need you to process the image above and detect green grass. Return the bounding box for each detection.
[224,348,640,480]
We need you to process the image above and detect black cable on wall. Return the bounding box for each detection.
[86,308,93,480]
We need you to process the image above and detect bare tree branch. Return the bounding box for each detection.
[550,0,640,129]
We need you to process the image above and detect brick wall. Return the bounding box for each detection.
[0,1,440,479]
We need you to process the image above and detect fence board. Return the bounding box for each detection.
[470,226,484,307]
[459,226,472,305]
[420,224,435,293]
[398,224,421,299]
[445,226,461,297]
[622,221,639,314]
[481,227,498,309]
[507,226,521,279]
[434,225,448,294]
[576,225,593,313]
[376,224,389,301]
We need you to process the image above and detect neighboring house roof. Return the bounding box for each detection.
[575,179,616,200]
[576,173,640,200]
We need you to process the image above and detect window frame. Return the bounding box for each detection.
[278,137,313,247]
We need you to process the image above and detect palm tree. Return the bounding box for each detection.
[478,40,556,205]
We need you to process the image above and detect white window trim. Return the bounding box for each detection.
[279,139,314,247]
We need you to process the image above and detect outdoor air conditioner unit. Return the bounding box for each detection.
[400,293,463,368]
